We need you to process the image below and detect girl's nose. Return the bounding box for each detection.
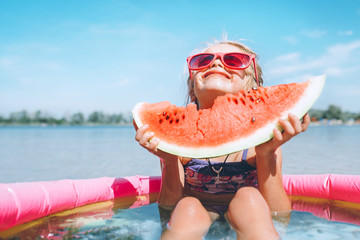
[211,57,224,68]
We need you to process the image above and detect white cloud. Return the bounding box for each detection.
[301,29,327,39]
[337,30,354,36]
[112,78,129,87]
[87,23,179,41]
[280,73,314,84]
[282,36,298,45]
[332,84,360,97]
[274,52,301,62]
[0,56,21,68]
[266,40,360,79]
[34,60,63,71]
[327,40,360,55]
[324,67,343,77]
[156,86,165,91]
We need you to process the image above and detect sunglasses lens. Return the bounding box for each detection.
[189,54,214,69]
[224,53,251,68]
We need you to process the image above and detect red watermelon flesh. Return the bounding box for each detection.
[132,75,326,158]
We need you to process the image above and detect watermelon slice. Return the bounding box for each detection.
[132,75,326,158]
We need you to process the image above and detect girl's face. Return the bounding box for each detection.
[192,43,252,109]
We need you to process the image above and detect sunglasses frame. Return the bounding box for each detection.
[187,52,259,86]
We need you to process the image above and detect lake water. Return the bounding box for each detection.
[0,125,359,183]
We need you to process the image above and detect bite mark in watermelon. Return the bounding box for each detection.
[132,75,326,158]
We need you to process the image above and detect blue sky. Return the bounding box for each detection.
[1,0,360,117]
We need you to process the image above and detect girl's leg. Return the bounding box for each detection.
[162,197,212,240]
[226,187,279,240]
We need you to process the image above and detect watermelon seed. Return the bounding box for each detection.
[251,117,256,123]
[182,115,185,120]
[162,112,167,116]
[170,119,173,124]
[241,98,246,105]
[176,118,179,123]
[232,98,238,104]
[159,119,163,124]
[166,116,170,120]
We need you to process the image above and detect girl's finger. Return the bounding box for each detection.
[278,118,295,136]
[135,125,149,142]
[139,131,155,146]
[149,137,160,151]
[301,113,310,131]
[273,128,283,142]
[288,114,302,134]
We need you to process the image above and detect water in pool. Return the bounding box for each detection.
[4,195,360,240]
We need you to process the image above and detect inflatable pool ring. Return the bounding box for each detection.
[0,174,359,236]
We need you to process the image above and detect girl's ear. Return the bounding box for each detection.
[189,87,197,103]
[188,78,197,103]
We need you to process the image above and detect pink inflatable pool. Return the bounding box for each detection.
[0,174,359,232]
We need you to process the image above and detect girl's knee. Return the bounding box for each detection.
[230,187,265,208]
[165,197,211,238]
[227,187,278,239]
[227,187,270,223]
[176,196,204,210]
[170,197,211,225]
[236,186,261,197]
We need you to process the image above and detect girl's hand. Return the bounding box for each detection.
[134,120,178,161]
[135,123,160,152]
[255,113,310,157]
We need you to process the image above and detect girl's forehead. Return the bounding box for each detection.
[204,44,243,53]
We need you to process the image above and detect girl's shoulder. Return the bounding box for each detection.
[179,156,192,165]
[244,147,256,167]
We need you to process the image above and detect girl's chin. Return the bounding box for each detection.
[200,82,233,94]
[196,88,231,104]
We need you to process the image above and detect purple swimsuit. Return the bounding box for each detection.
[184,149,258,194]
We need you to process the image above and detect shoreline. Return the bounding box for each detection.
[1,122,359,128]
[0,123,133,127]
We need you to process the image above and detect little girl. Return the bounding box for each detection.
[135,39,310,239]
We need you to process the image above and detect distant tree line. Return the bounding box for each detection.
[0,110,132,126]
[308,105,360,122]
[0,105,359,126]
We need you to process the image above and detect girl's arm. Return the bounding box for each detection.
[256,147,290,212]
[157,157,184,207]
[255,113,310,212]
[134,122,184,207]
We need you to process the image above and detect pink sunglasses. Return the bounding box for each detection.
[187,52,259,86]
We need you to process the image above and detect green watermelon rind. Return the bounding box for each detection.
[132,75,326,158]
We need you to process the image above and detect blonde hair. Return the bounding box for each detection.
[186,40,263,105]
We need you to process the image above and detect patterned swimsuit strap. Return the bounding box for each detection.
[207,149,248,169]
[242,149,248,161]
[206,154,230,172]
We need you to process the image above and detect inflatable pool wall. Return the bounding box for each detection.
[0,176,161,231]
[1,174,359,232]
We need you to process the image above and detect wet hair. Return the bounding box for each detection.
[186,40,263,106]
